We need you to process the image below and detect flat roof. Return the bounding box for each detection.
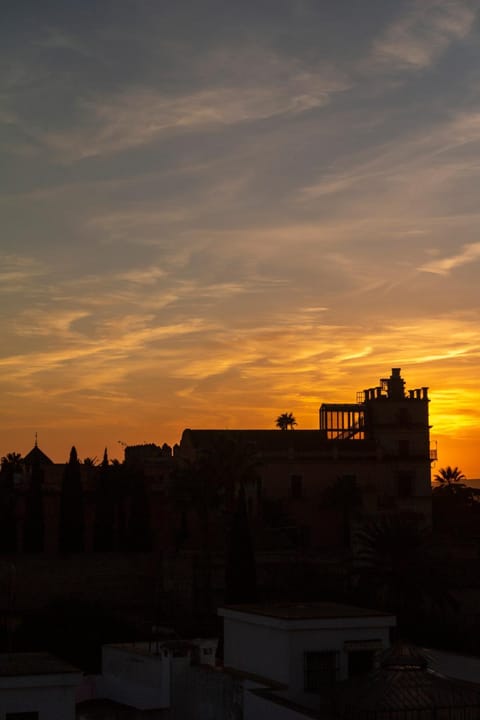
[220,602,394,621]
[0,652,80,677]
[105,640,193,657]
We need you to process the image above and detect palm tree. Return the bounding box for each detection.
[1,452,23,487]
[354,515,455,627]
[1,453,23,471]
[433,466,466,494]
[276,412,297,430]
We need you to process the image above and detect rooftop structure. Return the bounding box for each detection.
[338,643,480,720]
[0,652,82,720]
[219,601,396,695]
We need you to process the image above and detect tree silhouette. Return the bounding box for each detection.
[171,434,259,616]
[59,446,84,553]
[1,453,22,471]
[170,456,220,613]
[433,466,467,495]
[111,459,128,550]
[432,467,478,537]
[225,484,257,604]
[275,412,297,430]
[354,515,455,627]
[83,457,98,467]
[93,449,114,552]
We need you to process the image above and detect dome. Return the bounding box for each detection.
[337,643,480,720]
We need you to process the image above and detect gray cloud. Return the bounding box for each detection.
[2,1,480,466]
[371,0,475,70]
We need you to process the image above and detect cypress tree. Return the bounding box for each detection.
[59,446,84,553]
[93,449,114,551]
[225,484,257,604]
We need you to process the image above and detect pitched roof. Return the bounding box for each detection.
[23,445,54,465]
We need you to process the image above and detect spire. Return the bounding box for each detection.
[34,432,38,448]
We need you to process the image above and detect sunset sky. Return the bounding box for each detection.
[2,1,480,476]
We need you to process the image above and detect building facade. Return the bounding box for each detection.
[179,368,434,550]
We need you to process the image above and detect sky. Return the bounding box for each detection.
[2,0,480,475]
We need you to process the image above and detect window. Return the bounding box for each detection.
[348,649,376,677]
[290,475,303,500]
[304,651,337,691]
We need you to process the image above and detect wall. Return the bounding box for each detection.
[221,611,395,695]
[171,662,241,720]
[0,677,79,720]
[288,623,391,693]
[100,644,170,710]
[223,617,290,685]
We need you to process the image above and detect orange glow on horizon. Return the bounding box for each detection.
[3,359,480,481]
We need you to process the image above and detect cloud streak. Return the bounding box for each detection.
[371,0,475,70]
[2,1,480,473]
[41,63,348,160]
[419,242,480,274]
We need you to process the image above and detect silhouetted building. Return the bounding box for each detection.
[179,368,434,551]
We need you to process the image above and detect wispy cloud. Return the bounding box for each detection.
[39,58,348,159]
[419,242,480,274]
[371,0,475,70]
[0,255,46,289]
[3,1,480,471]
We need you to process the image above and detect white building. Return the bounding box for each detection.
[0,652,82,720]
[84,603,480,719]
[77,636,218,718]
[219,602,396,718]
